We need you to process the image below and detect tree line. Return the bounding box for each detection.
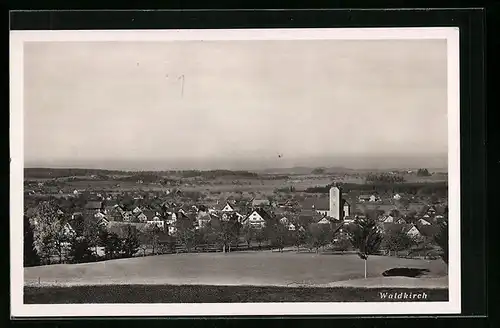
[24,168,261,180]
[305,181,448,196]
[365,173,406,183]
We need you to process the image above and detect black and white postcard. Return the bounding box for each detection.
[10,27,460,317]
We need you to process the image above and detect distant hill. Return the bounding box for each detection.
[23,168,260,180]
[256,166,358,175]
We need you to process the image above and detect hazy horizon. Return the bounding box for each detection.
[24,39,448,171]
[24,153,448,172]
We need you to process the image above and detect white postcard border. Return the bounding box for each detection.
[10,27,461,317]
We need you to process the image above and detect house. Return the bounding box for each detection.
[316,217,332,225]
[221,202,236,212]
[426,206,437,216]
[358,195,372,202]
[382,215,394,223]
[104,204,122,215]
[287,223,296,231]
[196,211,214,228]
[220,212,233,221]
[418,218,432,226]
[393,193,402,200]
[146,217,165,229]
[84,201,103,213]
[396,218,407,224]
[342,200,351,218]
[97,216,109,227]
[136,212,148,222]
[405,225,422,238]
[343,215,355,224]
[122,211,133,222]
[359,194,379,202]
[280,217,289,225]
[167,225,177,235]
[242,208,271,228]
[165,212,177,225]
[93,212,109,225]
[132,206,142,215]
[62,222,76,237]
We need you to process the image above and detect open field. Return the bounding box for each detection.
[25,252,447,287]
[24,284,448,303]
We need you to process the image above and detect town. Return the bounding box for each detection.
[23,167,448,266]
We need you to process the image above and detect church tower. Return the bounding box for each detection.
[329,185,343,221]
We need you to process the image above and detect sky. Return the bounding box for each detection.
[23,39,448,170]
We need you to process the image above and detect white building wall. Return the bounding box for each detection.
[329,186,343,220]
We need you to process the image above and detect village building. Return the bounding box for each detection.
[146,217,165,229]
[418,218,432,226]
[221,202,236,212]
[84,201,103,214]
[242,208,271,228]
[358,194,379,202]
[302,186,349,221]
[196,211,214,228]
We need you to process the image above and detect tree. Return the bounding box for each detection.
[29,200,62,264]
[146,224,162,255]
[99,230,122,260]
[334,237,351,253]
[307,223,333,253]
[208,216,241,253]
[51,220,70,264]
[138,224,162,256]
[138,232,150,257]
[38,234,54,265]
[83,218,104,257]
[311,168,325,175]
[267,222,288,252]
[120,225,140,258]
[67,236,95,264]
[383,226,413,256]
[291,228,307,252]
[417,168,431,177]
[175,217,197,253]
[24,216,40,267]
[242,224,255,247]
[254,228,266,249]
[434,222,448,264]
[347,216,383,278]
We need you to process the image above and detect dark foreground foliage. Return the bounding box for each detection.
[24,285,448,303]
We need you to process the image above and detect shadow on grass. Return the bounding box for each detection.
[24,285,448,304]
[382,268,431,278]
